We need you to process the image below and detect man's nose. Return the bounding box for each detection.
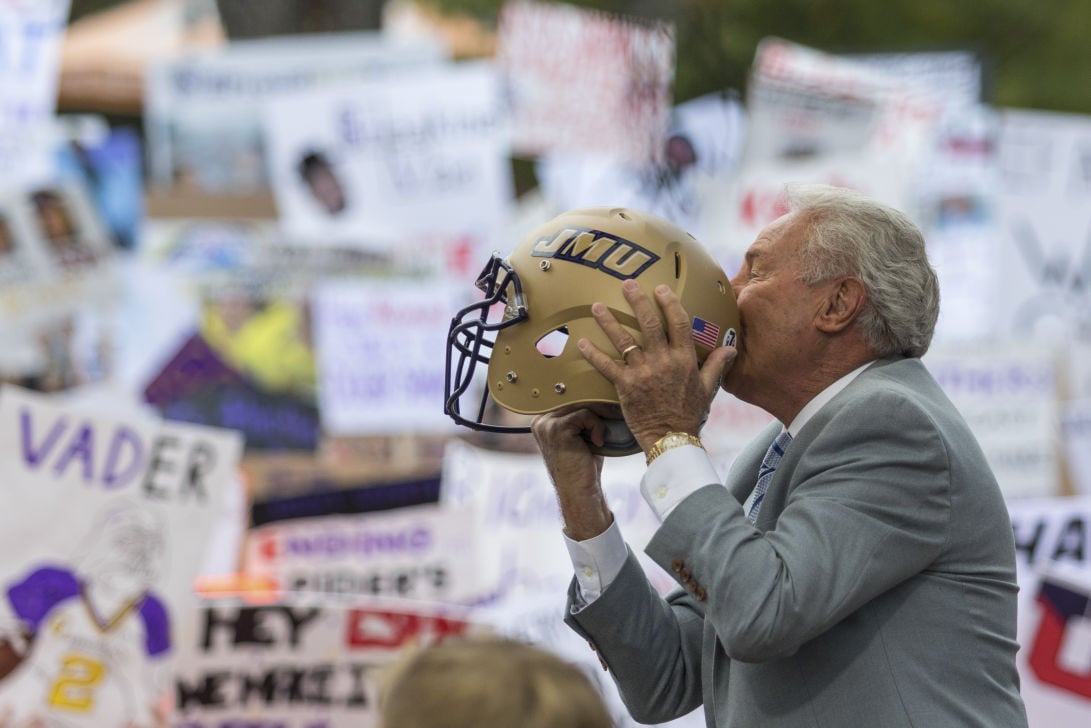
[729,272,744,296]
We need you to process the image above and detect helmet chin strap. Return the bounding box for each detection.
[581,418,641,456]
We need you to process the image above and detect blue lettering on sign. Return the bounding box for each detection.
[531,226,659,280]
[17,406,214,502]
[283,527,432,558]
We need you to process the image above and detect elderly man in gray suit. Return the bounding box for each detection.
[532,184,1028,727]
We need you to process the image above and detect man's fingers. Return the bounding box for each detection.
[620,280,667,349]
[653,284,697,351]
[589,302,640,360]
[577,337,623,380]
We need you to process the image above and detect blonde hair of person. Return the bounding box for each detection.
[378,635,615,728]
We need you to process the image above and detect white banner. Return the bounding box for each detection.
[263,60,511,254]
[0,385,242,727]
[535,90,747,232]
[745,37,941,165]
[243,504,483,604]
[924,342,1060,499]
[170,595,483,728]
[497,0,674,164]
[995,109,1091,342]
[440,439,682,605]
[313,277,465,435]
[144,32,446,192]
[0,0,70,190]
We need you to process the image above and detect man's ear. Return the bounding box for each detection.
[815,277,866,334]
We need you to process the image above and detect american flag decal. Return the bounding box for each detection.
[691,317,721,348]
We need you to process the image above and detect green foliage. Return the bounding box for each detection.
[426,0,1091,114]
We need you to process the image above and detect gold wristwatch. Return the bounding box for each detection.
[645,431,704,465]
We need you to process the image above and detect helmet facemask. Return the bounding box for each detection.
[444,207,739,456]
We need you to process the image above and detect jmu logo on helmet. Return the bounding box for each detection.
[531,226,660,279]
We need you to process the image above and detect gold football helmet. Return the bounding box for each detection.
[444,207,739,455]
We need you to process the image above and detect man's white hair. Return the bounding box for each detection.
[786,184,940,358]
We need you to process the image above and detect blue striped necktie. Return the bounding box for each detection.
[747,429,793,523]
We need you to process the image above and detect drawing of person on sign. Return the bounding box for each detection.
[0,501,172,728]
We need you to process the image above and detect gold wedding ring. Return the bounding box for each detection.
[620,344,641,362]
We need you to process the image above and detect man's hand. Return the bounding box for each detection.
[531,406,613,541]
[577,280,737,452]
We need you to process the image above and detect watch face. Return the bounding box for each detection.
[647,432,702,464]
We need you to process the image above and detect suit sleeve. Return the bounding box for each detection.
[647,390,952,663]
[565,549,707,724]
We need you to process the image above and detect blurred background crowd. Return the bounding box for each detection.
[0,1,1090,727]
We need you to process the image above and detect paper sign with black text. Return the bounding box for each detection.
[263,60,510,255]
[169,594,483,728]
[243,503,482,604]
[1008,496,1091,726]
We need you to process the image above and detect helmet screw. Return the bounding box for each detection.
[538,260,551,271]
[554,383,566,394]
[531,388,540,398]
[506,371,518,382]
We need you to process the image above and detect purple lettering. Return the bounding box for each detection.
[19,408,67,467]
[52,423,94,482]
[103,426,145,489]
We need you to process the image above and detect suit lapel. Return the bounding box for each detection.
[746,359,903,528]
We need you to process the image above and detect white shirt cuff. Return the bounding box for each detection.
[564,519,628,603]
[640,444,721,520]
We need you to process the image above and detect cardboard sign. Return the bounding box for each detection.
[244,503,482,604]
[170,595,482,728]
[1009,496,1091,725]
[313,277,465,436]
[745,37,941,164]
[440,439,681,604]
[0,182,118,342]
[994,109,1091,342]
[0,0,70,189]
[925,343,1060,498]
[263,60,511,254]
[144,32,447,192]
[498,0,674,165]
[535,90,747,231]
[0,385,242,727]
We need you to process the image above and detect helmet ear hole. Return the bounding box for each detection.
[536,327,570,358]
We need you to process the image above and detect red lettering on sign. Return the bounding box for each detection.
[344,608,471,649]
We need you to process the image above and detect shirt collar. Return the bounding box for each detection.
[786,360,876,437]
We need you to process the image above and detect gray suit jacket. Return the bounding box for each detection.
[565,357,1028,727]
